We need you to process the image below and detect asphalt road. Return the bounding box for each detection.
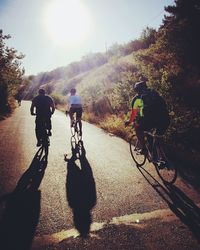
[0,101,200,250]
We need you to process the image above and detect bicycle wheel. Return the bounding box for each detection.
[129,133,146,166]
[77,140,84,158]
[70,135,77,149]
[41,132,49,157]
[70,122,76,136]
[155,141,177,184]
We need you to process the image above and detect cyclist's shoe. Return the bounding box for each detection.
[47,130,52,136]
[36,141,42,147]
[137,147,147,155]
[157,160,166,169]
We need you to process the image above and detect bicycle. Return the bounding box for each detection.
[32,114,50,156]
[65,110,83,159]
[129,127,177,184]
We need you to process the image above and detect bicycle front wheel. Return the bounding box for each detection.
[155,141,177,184]
[129,133,146,166]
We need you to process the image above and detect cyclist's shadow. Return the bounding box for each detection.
[0,146,48,250]
[137,166,200,242]
[65,140,97,238]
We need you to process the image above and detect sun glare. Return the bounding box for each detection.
[44,0,92,46]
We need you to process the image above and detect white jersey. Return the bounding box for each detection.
[68,94,82,107]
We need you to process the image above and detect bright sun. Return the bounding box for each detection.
[44,0,92,46]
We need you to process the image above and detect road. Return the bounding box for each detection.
[0,101,200,250]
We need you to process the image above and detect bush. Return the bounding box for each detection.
[51,93,65,106]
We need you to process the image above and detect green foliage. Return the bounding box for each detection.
[50,93,65,106]
[110,62,138,113]
[23,0,200,153]
[164,0,200,68]
[99,115,129,139]
[0,29,24,115]
[134,0,200,148]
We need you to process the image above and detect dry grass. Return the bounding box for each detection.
[82,112,132,141]
[99,115,132,141]
[82,112,100,124]
[57,106,133,142]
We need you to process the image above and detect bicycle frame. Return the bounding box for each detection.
[129,128,177,184]
[68,113,83,160]
[71,118,82,139]
[144,130,162,163]
[33,114,50,155]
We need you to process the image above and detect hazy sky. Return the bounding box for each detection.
[0,0,174,75]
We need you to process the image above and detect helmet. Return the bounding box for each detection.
[134,81,147,93]
[70,88,76,94]
[38,88,45,95]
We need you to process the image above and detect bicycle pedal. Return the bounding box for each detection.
[157,161,166,169]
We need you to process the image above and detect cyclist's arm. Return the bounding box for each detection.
[129,109,138,123]
[127,95,139,123]
[30,102,35,115]
[51,100,55,114]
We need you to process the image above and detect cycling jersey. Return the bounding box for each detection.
[68,95,82,107]
[129,95,144,123]
[32,94,55,116]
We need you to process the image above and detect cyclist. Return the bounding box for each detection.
[67,88,83,136]
[30,88,55,146]
[125,80,170,153]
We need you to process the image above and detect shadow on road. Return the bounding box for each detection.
[0,146,48,250]
[65,140,96,238]
[137,166,200,243]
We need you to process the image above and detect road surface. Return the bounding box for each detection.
[0,101,200,249]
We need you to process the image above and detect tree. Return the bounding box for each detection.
[163,0,200,68]
[134,0,200,148]
[0,30,24,115]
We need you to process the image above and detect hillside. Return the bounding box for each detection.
[20,1,200,161]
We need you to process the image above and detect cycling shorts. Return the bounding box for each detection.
[69,107,83,119]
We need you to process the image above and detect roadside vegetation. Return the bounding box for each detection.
[0,30,25,119]
[1,1,200,166]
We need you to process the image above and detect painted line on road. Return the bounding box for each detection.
[32,205,188,249]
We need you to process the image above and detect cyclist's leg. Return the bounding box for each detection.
[135,121,145,153]
[69,107,75,127]
[45,115,52,136]
[76,107,83,136]
[35,116,43,146]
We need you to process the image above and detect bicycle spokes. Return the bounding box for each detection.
[130,134,146,166]
[71,120,82,140]
[155,142,177,184]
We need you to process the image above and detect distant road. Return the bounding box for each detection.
[0,100,200,250]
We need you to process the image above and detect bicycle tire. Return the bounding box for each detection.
[71,120,82,139]
[41,132,49,156]
[70,124,76,136]
[77,140,84,158]
[155,141,177,184]
[129,133,146,166]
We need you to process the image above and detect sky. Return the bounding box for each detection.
[0,0,174,76]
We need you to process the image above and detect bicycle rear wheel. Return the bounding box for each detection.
[129,133,146,166]
[41,132,49,157]
[155,141,177,184]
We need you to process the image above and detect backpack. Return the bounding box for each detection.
[141,89,170,133]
